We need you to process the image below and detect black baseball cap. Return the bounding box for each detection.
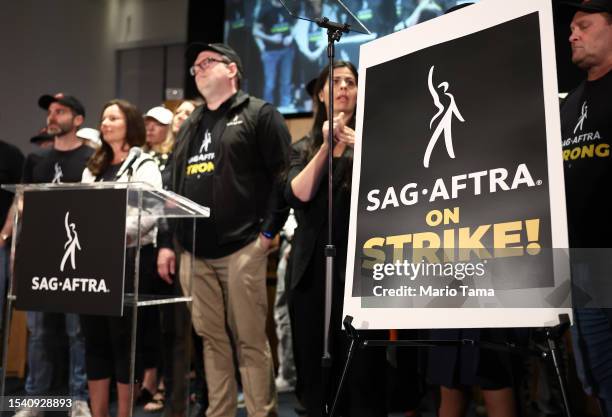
[186,42,244,76]
[38,93,86,117]
[30,128,54,144]
[562,0,612,13]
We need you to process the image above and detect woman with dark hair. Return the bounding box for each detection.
[285,61,386,417]
[86,99,151,178]
[81,99,162,417]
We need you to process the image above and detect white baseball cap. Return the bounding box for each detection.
[77,127,101,145]
[145,106,173,125]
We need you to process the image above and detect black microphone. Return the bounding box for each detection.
[115,147,143,179]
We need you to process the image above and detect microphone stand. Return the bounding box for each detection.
[316,16,350,417]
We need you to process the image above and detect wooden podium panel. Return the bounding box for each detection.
[6,309,27,378]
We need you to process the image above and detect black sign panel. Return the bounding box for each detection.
[353,13,559,305]
[14,189,127,316]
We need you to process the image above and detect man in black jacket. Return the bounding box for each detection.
[157,43,290,417]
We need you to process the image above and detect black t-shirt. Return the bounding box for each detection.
[258,3,291,51]
[227,4,247,32]
[182,99,246,258]
[561,70,612,248]
[99,163,122,182]
[0,140,24,225]
[22,145,94,184]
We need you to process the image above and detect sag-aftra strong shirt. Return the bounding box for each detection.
[561,70,612,248]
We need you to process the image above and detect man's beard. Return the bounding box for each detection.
[47,120,74,137]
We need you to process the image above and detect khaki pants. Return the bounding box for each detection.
[180,238,277,417]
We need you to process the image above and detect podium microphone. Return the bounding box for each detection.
[115,146,143,179]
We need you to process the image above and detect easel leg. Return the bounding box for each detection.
[546,314,572,417]
[327,316,362,417]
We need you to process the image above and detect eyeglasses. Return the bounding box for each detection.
[189,57,230,76]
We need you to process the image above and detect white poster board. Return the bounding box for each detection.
[343,0,572,329]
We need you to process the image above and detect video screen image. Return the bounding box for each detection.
[225,0,478,115]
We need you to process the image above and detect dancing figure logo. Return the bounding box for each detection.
[423,65,465,168]
[60,211,81,272]
[573,101,588,134]
[200,130,212,154]
[52,163,63,183]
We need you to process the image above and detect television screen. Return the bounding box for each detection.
[225,0,479,115]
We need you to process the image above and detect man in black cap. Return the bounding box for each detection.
[24,94,92,184]
[560,0,612,415]
[14,93,93,417]
[157,43,290,417]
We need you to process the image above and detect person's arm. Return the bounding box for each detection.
[156,118,196,283]
[253,22,283,48]
[156,157,175,284]
[293,21,326,61]
[125,158,163,244]
[255,104,291,247]
[289,112,352,202]
[3,152,35,245]
[81,167,94,182]
[334,125,356,148]
[337,32,377,45]
[282,21,295,47]
[397,0,432,29]
[0,204,15,248]
[289,141,328,203]
[403,0,441,27]
[1,146,25,247]
[157,247,176,284]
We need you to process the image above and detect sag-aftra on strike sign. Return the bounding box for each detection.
[343,0,571,329]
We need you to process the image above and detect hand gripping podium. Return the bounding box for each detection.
[1,182,208,415]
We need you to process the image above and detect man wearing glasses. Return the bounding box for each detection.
[157,43,290,417]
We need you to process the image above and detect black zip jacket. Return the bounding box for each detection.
[158,90,290,253]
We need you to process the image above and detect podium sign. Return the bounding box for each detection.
[14,189,127,316]
[344,0,571,329]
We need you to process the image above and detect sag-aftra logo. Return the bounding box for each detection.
[60,212,81,272]
[562,99,609,161]
[366,65,539,212]
[423,65,465,168]
[30,211,109,293]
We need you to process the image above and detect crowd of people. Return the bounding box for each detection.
[0,0,611,417]
[227,0,453,113]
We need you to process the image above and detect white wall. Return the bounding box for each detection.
[0,0,187,153]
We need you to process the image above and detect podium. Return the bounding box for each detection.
[1,182,209,416]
